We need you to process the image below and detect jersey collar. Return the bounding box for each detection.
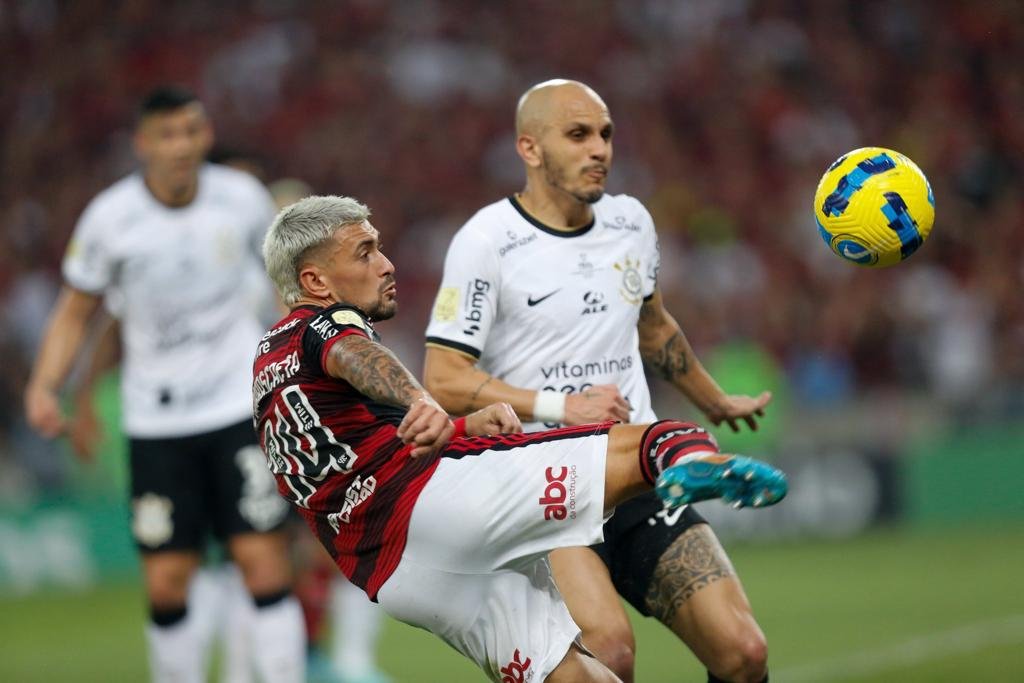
[508,195,595,238]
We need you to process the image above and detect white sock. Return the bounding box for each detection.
[187,566,227,673]
[330,576,386,678]
[221,565,255,683]
[146,614,205,683]
[250,593,307,683]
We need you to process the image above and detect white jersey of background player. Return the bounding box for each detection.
[25,88,304,683]
[426,192,660,431]
[425,80,775,683]
[65,162,272,437]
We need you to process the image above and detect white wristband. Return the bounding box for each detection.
[533,390,566,423]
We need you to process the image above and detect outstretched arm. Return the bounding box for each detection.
[637,288,771,432]
[424,345,630,425]
[326,334,429,408]
[325,334,452,458]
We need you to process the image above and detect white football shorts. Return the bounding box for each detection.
[377,426,609,682]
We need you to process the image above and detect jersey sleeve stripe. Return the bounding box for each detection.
[425,336,482,360]
[440,421,615,459]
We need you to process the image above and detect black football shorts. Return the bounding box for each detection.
[128,420,289,552]
[591,490,708,616]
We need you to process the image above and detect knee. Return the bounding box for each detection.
[237,556,292,596]
[584,631,636,682]
[145,567,192,609]
[709,628,768,683]
[231,533,293,594]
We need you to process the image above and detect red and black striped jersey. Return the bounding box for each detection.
[252,303,441,599]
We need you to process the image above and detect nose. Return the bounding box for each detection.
[379,252,395,277]
[588,137,609,162]
[169,131,193,157]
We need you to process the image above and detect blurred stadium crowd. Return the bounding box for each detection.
[1,0,1021,494]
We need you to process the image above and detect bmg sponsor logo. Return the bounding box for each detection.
[540,465,578,521]
[463,278,490,336]
[500,649,533,683]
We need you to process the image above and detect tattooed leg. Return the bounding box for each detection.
[645,524,768,683]
[644,524,735,622]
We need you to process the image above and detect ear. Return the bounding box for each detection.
[298,263,331,299]
[132,128,149,163]
[516,134,542,169]
[199,119,215,156]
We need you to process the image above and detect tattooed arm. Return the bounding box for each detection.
[326,334,429,407]
[637,288,771,432]
[326,334,452,457]
[328,335,522,452]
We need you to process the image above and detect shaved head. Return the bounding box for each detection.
[515,79,608,136]
[513,78,614,213]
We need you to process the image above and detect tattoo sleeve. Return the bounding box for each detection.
[644,524,736,625]
[328,335,426,407]
[642,330,689,381]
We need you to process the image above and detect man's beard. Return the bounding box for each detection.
[366,298,397,321]
[542,152,605,204]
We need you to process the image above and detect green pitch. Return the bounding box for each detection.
[2,525,1022,682]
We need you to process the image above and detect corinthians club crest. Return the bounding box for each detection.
[132,493,174,548]
[615,256,643,305]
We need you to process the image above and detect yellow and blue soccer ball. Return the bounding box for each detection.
[813,147,935,267]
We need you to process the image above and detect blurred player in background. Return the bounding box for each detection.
[254,194,786,682]
[268,177,392,683]
[24,86,305,683]
[67,300,260,683]
[424,80,772,683]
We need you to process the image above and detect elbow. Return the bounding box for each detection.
[637,337,663,366]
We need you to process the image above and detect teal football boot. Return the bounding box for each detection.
[656,454,787,510]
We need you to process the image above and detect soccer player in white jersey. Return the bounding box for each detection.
[24,87,305,683]
[425,80,773,683]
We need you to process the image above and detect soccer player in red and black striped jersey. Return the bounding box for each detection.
[254,194,787,683]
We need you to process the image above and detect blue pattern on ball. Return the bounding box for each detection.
[881,192,923,260]
[821,153,897,217]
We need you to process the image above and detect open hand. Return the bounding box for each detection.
[705,391,772,432]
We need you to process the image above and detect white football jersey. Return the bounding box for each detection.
[426,194,661,430]
[63,164,277,438]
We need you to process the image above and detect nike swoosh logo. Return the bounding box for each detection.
[842,244,870,261]
[527,289,561,306]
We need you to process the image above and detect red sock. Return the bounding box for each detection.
[638,420,719,485]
